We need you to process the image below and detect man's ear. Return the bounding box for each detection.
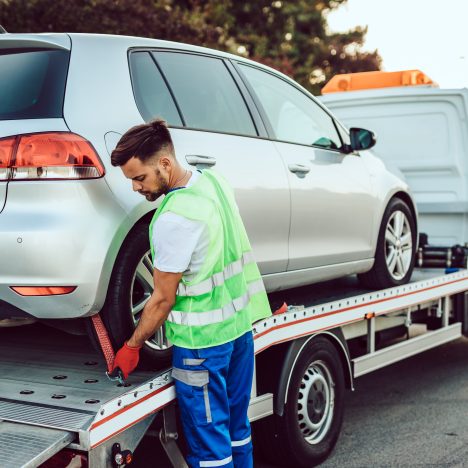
[158,155,173,172]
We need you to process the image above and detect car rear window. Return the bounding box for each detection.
[0,49,69,120]
[129,51,183,126]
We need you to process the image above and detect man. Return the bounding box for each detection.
[110,119,272,468]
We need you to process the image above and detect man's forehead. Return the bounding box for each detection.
[122,156,147,178]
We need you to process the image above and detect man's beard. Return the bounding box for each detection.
[141,169,169,201]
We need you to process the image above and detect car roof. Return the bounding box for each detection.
[68,32,240,60]
[1,31,245,59]
[67,32,292,80]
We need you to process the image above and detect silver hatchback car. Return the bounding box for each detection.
[0,33,417,366]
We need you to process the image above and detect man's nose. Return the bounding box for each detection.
[132,181,141,192]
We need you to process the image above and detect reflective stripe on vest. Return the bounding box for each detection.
[167,279,266,327]
[176,251,256,297]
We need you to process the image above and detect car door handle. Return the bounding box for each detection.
[185,154,217,167]
[288,164,311,177]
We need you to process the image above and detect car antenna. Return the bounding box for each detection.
[0,25,7,34]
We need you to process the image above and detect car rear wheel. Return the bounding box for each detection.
[359,197,416,289]
[98,223,172,369]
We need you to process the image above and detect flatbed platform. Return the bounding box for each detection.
[0,324,156,415]
[0,324,174,466]
[267,268,450,309]
[1,268,467,467]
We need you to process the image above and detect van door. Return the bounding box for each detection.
[323,94,468,246]
[236,63,376,270]
[129,50,290,275]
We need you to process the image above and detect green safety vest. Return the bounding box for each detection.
[149,169,272,349]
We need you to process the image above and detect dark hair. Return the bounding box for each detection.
[111,118,175,166]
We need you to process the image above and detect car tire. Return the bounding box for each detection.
[359,197,416,290]
[254,337,345,467]
[98,222,172,369]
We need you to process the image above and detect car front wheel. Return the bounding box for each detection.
[359,197,416,289]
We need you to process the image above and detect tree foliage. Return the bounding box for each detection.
[0,0,381,94]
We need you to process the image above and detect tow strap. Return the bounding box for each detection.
[90,313,116,373]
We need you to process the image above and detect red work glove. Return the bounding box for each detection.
[112,341,142,379]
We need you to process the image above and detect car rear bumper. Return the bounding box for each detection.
[0,178,129,319]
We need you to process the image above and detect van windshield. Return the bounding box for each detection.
[0,49,69,120]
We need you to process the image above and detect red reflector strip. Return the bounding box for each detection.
[10,286,76,296]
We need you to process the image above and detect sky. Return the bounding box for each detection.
[327,0,468,89]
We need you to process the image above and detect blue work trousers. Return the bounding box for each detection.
[172,331,254,468]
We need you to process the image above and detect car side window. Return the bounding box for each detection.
[153,52,257,136]
[129,51,183,126]
[238,64,342,149]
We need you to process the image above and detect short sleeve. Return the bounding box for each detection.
[152,212,205,273]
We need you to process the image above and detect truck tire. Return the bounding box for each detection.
[255,337,345,467]
[98,223,172,369]
[359,197,416,289]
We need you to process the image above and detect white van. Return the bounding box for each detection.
[320,71,468,247]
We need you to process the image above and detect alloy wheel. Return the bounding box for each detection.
[385,210,413,281]
[130,249,170,351]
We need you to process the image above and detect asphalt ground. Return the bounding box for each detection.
[318,336,468,467]
[134,336,468,467]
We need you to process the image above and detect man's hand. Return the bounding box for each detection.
[112,341,142,379]
[112,268,182,380]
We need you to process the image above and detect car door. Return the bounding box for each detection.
[128,50,290,275]
[236,63,377,270]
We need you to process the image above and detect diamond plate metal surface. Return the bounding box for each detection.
[0,399,93,431]
[0,421,74,468]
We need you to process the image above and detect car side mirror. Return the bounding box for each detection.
[349,127,376,152]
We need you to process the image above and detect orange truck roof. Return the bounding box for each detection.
[321,69,438,94]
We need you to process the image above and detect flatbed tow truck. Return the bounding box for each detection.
[1,268,468,467]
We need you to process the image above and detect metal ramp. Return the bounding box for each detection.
[0,421,74,468]
[0,324,163,467]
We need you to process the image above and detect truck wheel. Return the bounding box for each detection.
[359,197,416,289]
[98,223,172,369]
[255,337,345,467]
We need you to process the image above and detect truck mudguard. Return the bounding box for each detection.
[275,328,353,417]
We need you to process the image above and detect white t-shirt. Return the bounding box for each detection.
[152,171,209,280]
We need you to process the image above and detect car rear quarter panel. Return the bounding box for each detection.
[0,177,130,318]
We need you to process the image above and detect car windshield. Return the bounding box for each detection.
[0,49,69,120]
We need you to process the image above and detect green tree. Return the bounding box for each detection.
[0,0,226,48]
[0,0,381,94]
[217,0,381,94]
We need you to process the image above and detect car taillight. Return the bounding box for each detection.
[0,132,105,181]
